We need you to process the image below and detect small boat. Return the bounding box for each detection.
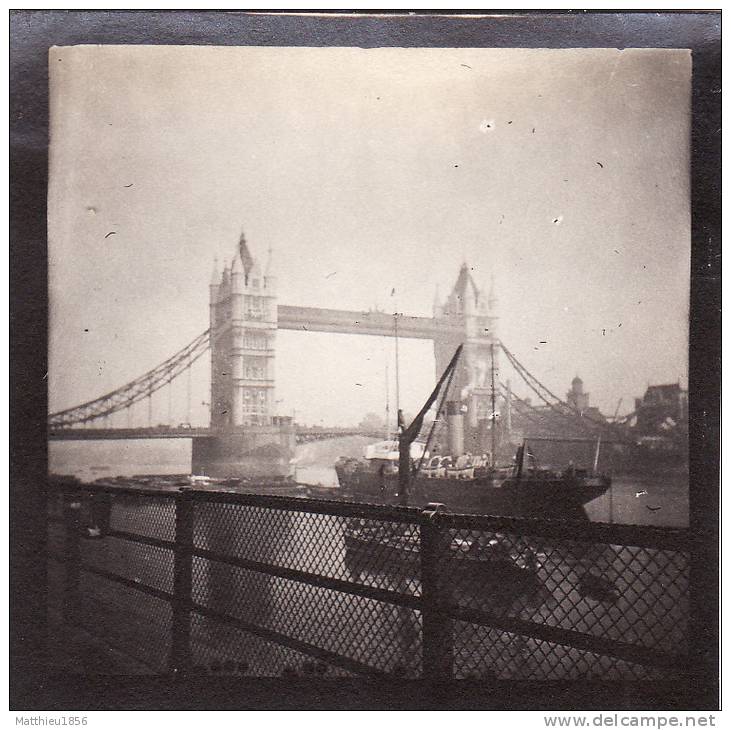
[343,517,538,588]
[189,474,213,484]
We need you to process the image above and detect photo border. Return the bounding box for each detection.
[9,9,720,711]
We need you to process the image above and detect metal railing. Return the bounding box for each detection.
[46,480,692,679]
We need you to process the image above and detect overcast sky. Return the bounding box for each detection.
[48,45,690,427]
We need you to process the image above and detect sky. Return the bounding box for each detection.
[48,45,690,428]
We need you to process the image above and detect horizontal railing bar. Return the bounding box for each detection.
[105,529,176,551]
[190,489,423,523]
[191,603,390,678]
[193,547,422,611]
[444,603,684,670]
[432,513,692,552]
[79,563,173,604]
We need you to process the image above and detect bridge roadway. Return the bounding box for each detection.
[47,426,382,444]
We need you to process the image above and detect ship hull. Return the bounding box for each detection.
[335,463,609,519]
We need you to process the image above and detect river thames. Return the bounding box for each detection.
[49,436,688,527]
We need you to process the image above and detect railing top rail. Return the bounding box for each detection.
[188,488,424,523]
[187,490,692,550]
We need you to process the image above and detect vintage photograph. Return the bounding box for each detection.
[9,11,718,711]
[44,42,693,683]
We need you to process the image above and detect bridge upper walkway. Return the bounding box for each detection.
[277,305,462,339]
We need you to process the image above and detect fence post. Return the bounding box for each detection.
[91,490,112,534]
[420,504,453,682]
[62,491,82,625]
[170,488,194,675]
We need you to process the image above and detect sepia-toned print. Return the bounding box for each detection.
[46,45,692,685]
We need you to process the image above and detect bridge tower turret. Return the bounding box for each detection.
[433,263,499,454]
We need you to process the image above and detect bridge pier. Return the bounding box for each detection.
[191,420,296,479]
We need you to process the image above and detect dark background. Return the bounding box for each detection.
[10,10,720,711]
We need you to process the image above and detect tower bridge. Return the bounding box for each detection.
[49,232,621,477]
[206,233,497,433]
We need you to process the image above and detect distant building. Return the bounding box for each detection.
[358,412,387,434]
[566,375,606,424]
[634,383,688,437]
[510,375,606,440]
[567,376,590,413]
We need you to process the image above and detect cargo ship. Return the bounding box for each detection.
[335,345,611,519]
[336,441,609,519]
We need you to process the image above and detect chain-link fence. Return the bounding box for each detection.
[46,480,691,679]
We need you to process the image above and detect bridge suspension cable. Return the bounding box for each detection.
[496,381,552,429]
[500,343,600,429]
[48,328,212,428]
[499,342,622,437]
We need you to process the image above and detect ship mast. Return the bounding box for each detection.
[490,341,496,466]
[394,311,400,431]
[384,359,390,439]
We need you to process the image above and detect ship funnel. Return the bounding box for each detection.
[446,401,465,457]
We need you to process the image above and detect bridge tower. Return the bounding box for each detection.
[210,233,277,427]
[195,233,293,478]
[433,264,499,454]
